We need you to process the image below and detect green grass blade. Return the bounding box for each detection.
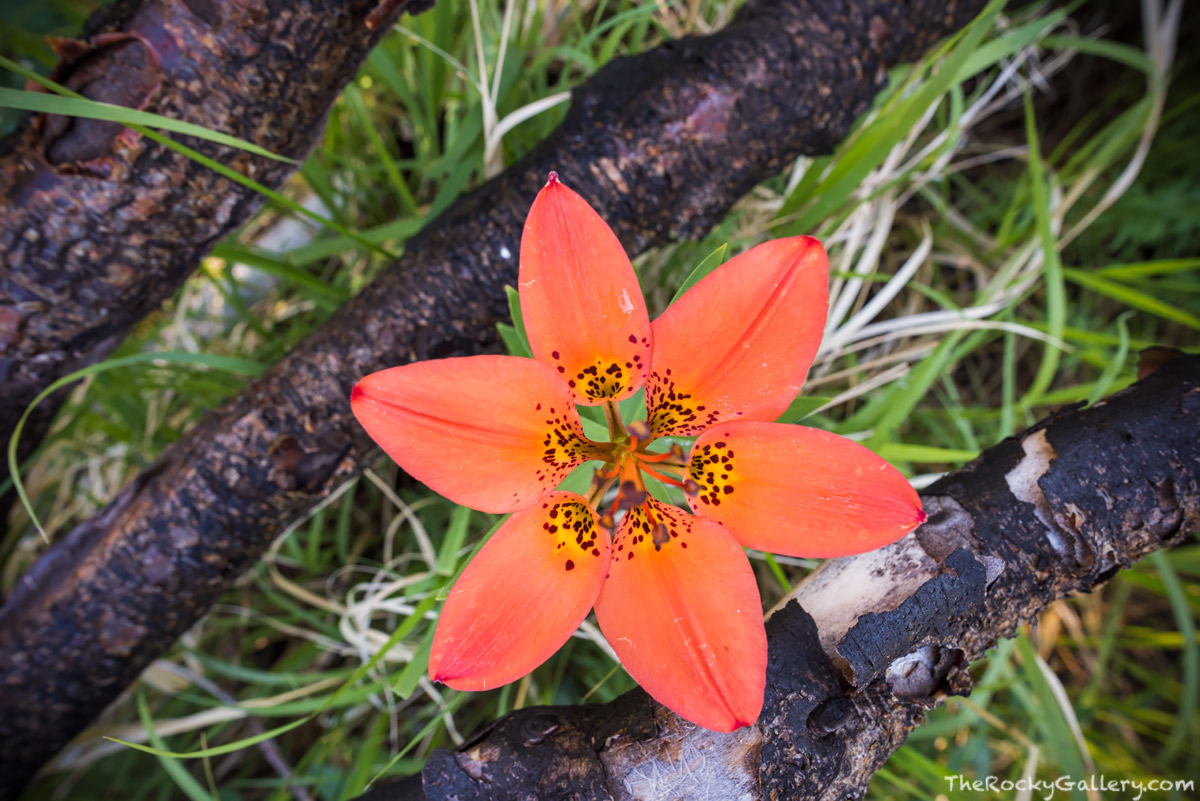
[863,332,967,448]
[343,85,420,216]
[110,717,309,759]
[135,691,216,801]
[0,85,292,162]
[1097,258,1200,280]
[1149,551,1199,763]
[8,351,265,540]
[210,243,349,305]
[1022,91,1066,405]
[874,443,978,464]
[367,692,467,788]
[1064,268,1200,331]
[773,0,1004,235]
[1013,634,1090,799]
[956,8,1068,82]
[0,55,394,259]
[1086,313,1131,405]
[393,626,435,699]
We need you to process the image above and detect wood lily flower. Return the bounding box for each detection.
[351,173,925,732]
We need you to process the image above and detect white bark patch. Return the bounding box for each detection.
[1003,429,1069,555]
[601,713,761,801]
[769,534,940,657]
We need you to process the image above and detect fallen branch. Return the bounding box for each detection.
[360,353,1199,801]
[0,0,429,473]
[0,0,987,792]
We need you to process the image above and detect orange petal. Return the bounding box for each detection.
[646,236,829,436]
[430,492,611,690]
[687,421,925,557]
[351,355,603,513]
[594,499,766,731]
[519,173,652,405]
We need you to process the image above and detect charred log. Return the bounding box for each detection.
[0,0,430,477]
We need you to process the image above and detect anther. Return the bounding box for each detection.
[652,523,670,551]
[616,480,648,511]
[627,420,651,440]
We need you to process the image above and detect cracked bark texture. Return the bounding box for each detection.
[356,354,1199,801]
[0,0,988,793]
[0,0,429,476]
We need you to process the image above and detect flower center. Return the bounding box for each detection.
[583,402,692,525]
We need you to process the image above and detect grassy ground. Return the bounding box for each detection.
[2,0,1198,799]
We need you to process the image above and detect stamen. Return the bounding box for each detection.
[636,448,683,464]
[586,470,619,509]
[640,464,685,488]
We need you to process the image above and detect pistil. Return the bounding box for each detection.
[602,400,628,443]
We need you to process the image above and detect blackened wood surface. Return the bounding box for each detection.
[0,0,428,472]
[0,0,987,793]
[364,356,1199,801]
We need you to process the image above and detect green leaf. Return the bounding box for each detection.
[436,506,473,577]
[775,395,833,424]
[496,323,530,358]
[503,285,533,357]
[669,243,728,305]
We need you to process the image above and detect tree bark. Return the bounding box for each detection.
[0,0,987,794]
[0,0,429,472]
[358,353,1200,801]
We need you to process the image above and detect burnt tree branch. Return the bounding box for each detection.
[0,0,430,472]
[0,0,987,794]
[360,354,1200,801]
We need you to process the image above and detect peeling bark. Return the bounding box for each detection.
[360,354,1199,801]
[0,0,430,473]
[0,0,988,793]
